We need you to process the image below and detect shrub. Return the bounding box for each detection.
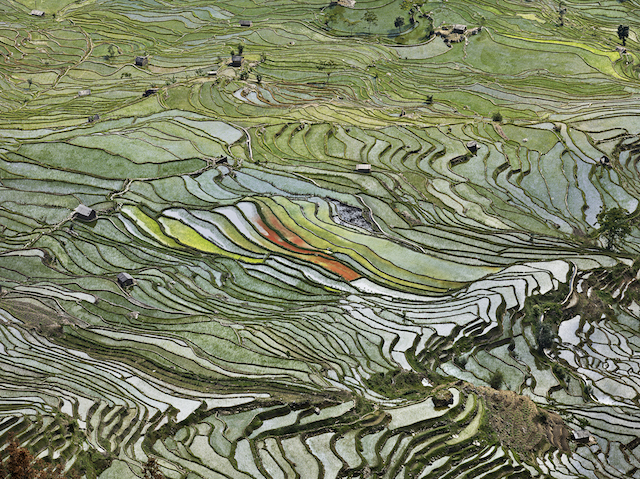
[489,371,504,389]
[491,111,503,122]
[536,323,554,351]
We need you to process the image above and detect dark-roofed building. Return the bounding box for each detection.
[571,430,591,444]
[239,20,252,27]
[117,273,134,288]
[467,140,478,153]
[231,55,243,67]
[135,56,149,67]
[74,205,96,222]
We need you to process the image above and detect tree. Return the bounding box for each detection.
[489,371,504,389]
[27,78,33,89]
[394,16,405,32]
[597,207,632,250]
[317,60,337,84]
[105,44,117,61]
[0,434,71,478]
[536,323,554,351]
[491,111,503,122]
[143,457,164,479]
[400,0,413,11]
[237,43,244,55]
[618,24,629,46]
[363,11,377,33]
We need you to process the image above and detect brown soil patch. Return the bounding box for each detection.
[0,297,78,336]
[466,384,570,454]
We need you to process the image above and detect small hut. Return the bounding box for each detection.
[571,430,591,444]
[30,10,45,17]
[452,24,467,34]
[117,273,134,288]
[231,55,243,67]
[74,205,96,222]
[78,89,91,97]
[135,56,149,67]
[207,70,218,76]
[88,114,100,123]
[466,140,479,153]
[599,155,611,167]
[239,20,252,27]
[355,164,372,173]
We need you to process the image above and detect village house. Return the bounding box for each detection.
[355,164,372,173]
[135,56,148,67]
[74,205,96,222]
[30,10,45,17]
[231,55,243,67]
[571,430,592,444]
[452,24,467,34]
[117,273,135,288]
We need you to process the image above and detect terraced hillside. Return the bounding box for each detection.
[1,0,640,477]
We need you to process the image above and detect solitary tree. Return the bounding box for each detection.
[489,370,504,389]
[363,11,377,33]
[536,323,554,352]
[143,457,164,479]
[597,207,632,250]
[394,16,405,32]
[618,24,630,46]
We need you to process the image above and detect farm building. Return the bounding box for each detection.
[117,273,135,287]
[135,56,149,66]
[467,141,478,153]
[231,55,243,67]
[239,20,252,27]
[78,89,91,97]
[452,24,467,34]
[74,205,96,222]
[30,10,45,17]
[355,164,372,173]
[571,430,591,444]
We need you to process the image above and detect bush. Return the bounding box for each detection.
[491,111,503,122]
[489,371,504,389]
[536,323,554,351]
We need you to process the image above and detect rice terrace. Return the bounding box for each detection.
[1,0,640,477]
